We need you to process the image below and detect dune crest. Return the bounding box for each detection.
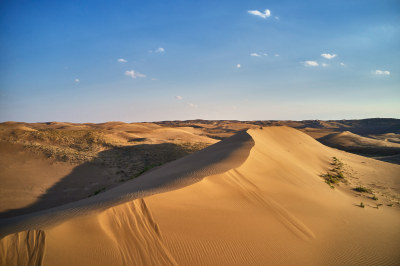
[0,130,254,237]
[1,127,399,265]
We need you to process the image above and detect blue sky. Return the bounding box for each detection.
[0,0,399,122]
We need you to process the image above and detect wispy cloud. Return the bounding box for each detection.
[188,103,198,108]
[236,64,241,68]
[248,9,271,19]
[375,70,390,75]
[250,52,268,57]
[175,95,183,100]
[304,61,319,67]
[149,47,165,54]
[274,54,280,57]
[321,53,337,59]
[74,78,80,83]
[125,70,146,79]
[321,63,328,67]
[340,62,345,66]
[117,58,127,63]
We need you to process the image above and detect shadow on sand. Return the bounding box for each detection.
[0,143,199,219]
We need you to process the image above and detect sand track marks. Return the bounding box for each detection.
[226,169,316,241]
[99,199,177,265]
[0,230,45,266]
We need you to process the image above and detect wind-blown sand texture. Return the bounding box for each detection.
[1,127,399,265]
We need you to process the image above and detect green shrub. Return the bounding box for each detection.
[322,157,346,188]
[354,186,370,193]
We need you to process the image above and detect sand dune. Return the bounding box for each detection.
[318,131,400,164]
[368,133,400,144]
[1,127,399,265]
[320,131,400,150]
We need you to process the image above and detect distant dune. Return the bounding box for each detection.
[1,127,399,265]
[318,131,400,164]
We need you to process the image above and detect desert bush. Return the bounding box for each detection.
[321,157,346,188]
[354,186,370,193]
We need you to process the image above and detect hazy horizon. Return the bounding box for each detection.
[2,117,400,125]
[1,0,399,122]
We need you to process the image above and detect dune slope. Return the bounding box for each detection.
[1,127,399,265]
[319,131,400,155]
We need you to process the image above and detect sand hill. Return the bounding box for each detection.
[1,127,399,265]
[319,131,400,164]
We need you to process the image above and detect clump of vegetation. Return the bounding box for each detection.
[4,128,111,163]
[88,187,106,197]
[134,163,162,178]
[372,195,378,201]
[359,202,365,208]
[9,129,108,151]
[94,187,106,195]
[321,157,345,188]
[331,157,343,170]
[387,204,393,207]
[322,173,342,188]
[354,186,370,193]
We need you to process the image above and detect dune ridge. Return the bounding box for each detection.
[0,130,254,237]
[143,127,400,265]
[1,127,399,265]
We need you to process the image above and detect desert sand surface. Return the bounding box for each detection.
[1,126,399,265]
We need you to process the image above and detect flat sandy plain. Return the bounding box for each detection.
[0,119,399,265]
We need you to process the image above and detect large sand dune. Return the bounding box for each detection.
[1,127,399,265]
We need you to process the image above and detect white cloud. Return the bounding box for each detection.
[151,78,158,81]
[188,103,198,108]
[74,78,80,83]
[117,58,127,63]
[321,53,337,59]
[155,47,165,53]
[125,70,146,79]
[275,16,279,20]
[175,95,183,100]
[375,70,390,75]
[248,9,271,19]
[236,64,241,68]
[340,62,345,66]
[304,61,319,67]
[275,54,280,57]
[250,52,268,57]
[321,63,328,67]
